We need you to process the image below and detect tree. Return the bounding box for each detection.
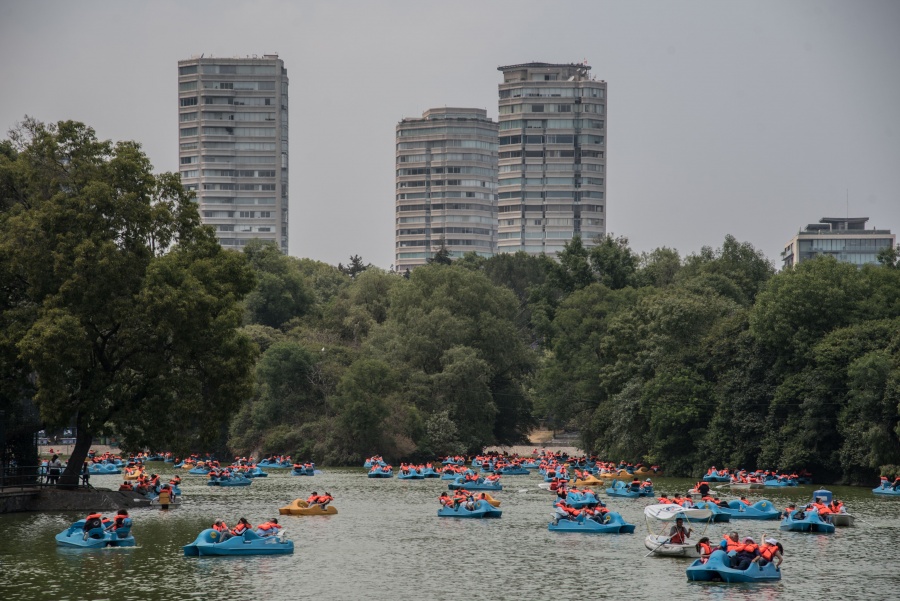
[589,234,637,290]
[0,119,257,486]
[243,240,315,329]
[337,254,370,279]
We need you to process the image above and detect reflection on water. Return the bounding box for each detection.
[1,468,897,600]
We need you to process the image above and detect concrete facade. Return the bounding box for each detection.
[395,108,498,271]
[497,63,607,257]
[177,55,289,253]
[781,217,895,269]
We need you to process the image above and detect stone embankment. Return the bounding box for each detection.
[0,488,151,514]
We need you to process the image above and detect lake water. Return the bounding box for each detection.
[1,466,898,600]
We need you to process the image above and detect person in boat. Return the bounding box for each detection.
[157,484,174,509]
[782,503,797,519]
[641,478,653,490]
[828,499,845,514]
[452,490,468,509]
[730,537,760,571]
[657,494,672,504]
[439,492,454,508]
[212,520,228,533]
[696,537,713,563]
[752,538,783,568]
[306,491,321,507]
[82,512,104,539]
[668,517,692,544]
[119,481,134,492]
[629,478,641,492]
[256,518,281,537]
[739,496,751,506]
[719,531,741,552]
[105,509,131,538]
[221,517,252,541]
[893,476,900,491]
[553,500,582,523]
[696,481,711,496]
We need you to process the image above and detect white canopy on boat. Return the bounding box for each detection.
[644,504,713,521]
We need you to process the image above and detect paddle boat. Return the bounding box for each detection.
[441,456,466,466]
[437,499,501,518]
[291,465,315,476]
[183,528,293,556]
[643,504,713,558]
[88,463,122,475]
[55,519,135,548]
[188,465,211,475]
[686,549,781,582]
[763,476,797,487]
[811,489,854,526]
[495,465,530,476]
[633,467,656,478]
[702,470,731,483]
[448,476,502,491]
[605,479,653,498]
[279,499,338,516]
[368,466,393,478]
[441,467,468,480]
[727,480,765,490]
[574,474,604,486]
[243,466,268,478]
[363,456,386,469]
[561,489,602,509]
[207,473,252,486]
[722,499,780,520]
[692,501,732,522]
[478,493,501,507]
[258,458,293,468]
[873,481,900,496]
[398,469,425,480]
[780,508,835,533]
[549,511,635,533]
[420,466,440,478]
[597,469,633,481]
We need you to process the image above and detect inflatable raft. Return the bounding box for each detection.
[183,529,293,556]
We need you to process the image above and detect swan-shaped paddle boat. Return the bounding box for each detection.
[279,499,338,516]
[55,519,134,548]
[780,508,835,533]
[183,528,293,556]
[437,499,501,518]
[686,549,781,582]
[549,511,635,533]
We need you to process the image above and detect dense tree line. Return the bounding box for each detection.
[3,120,898,484]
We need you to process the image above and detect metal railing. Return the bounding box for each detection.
[0,465,94,492]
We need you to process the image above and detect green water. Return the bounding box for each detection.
[1,467,898,600]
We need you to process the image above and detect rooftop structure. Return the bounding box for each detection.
[781,217,895,269]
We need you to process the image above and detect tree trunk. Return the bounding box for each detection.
[58,427,92,489]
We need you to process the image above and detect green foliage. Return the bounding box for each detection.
[0,119,256,482]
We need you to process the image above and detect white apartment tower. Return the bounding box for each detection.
[497,63,606,256]
[177,55,289,253]
[395,108,498,271]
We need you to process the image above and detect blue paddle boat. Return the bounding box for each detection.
[188,465,211,475]
[245,467,268,478]
[420,466,440,478]
[549,511,635,533]
[368,468,393,478]
[686,550,781,583]
[291,465,315,476]
[448,477,502,491]
[702,470,732,483]
[207,473,252,486]
[437,499,501,518]
[183,529,293,556]
[873,483,900,496]
[495,465,530,476]
[441,469,470,480]
[692,501,733,522]
[561,490,601,509]
[763,477,797,487]
[605,480,653,498]
[398,469,426,480]
[55,519,135,548]
[87,463,122,475]
[723,499,781,520]
[780,508,835,533]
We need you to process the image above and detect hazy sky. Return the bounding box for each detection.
[2,1,898,270]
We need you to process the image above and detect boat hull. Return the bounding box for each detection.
[278,500,338,516]
[183,529,293,556]
[686,550,781,582]
[437,499,501,518]
[550,512,634,533]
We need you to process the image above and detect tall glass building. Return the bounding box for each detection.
[395,108,498,271]
[177,55,289,253]
[497,62,606,256]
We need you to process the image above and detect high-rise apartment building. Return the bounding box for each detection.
[497,62,606,256]
[177,55,289,253]
[395,107,498,271]
[781,217,895,269]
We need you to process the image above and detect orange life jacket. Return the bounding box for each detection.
[698,542,712,563]
[760,545,779,561]
[213,523,228,532]
[724,539,741,552]
[232,523,249,535]
[657,497,672,504]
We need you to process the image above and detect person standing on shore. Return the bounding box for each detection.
[48,455,62,485]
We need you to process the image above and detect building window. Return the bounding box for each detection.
[180,97,198,107]
[180,127,198,137]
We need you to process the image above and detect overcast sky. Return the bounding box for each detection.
[2,0,898,270]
